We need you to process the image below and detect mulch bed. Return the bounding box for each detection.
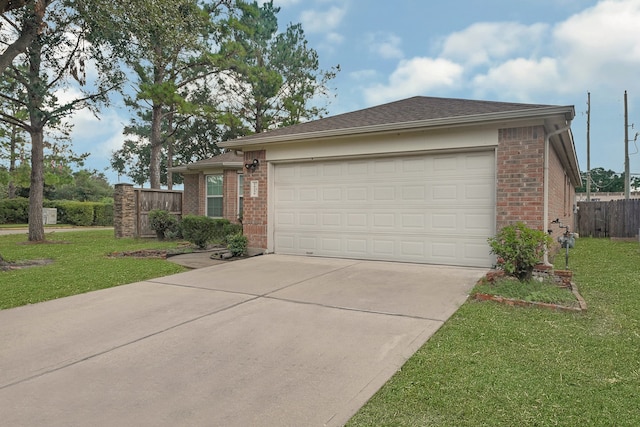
[0,258,54,271]
[108,249,171,259]
[472,269,588,313]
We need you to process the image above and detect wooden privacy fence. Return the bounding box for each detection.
[114,184,183,238]
[577,199,640,238]
[135,188,183,237]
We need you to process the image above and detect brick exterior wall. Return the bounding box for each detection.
[497,125,576,257]
[182,173,204,216]
[548,143,576,243]
[242,150,268,249]
[496,126,546,231]
[223,169,240,221]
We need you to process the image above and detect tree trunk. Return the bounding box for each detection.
[28,127,45,241]
[149,103,163,189]
[167,112,174,190]
[26,25,45,242]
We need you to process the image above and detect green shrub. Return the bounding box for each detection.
[92,202,114,226]
[226,233,248,256]
[0,197,29,223]
[149,209,180,240]
[163,222,183,240]
[181,215,216,249]
[487,222,552,281]
[222,222,243,242]
[53,201,94,226]
[209,218,230,242]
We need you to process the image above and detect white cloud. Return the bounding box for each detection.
[364,57,464,105]
[271,0,301,6]
[553,0,640,90]
[300,5,346,33]
[325,32,345,45]
[472,57,561,101]
[55,86,128,162]
[349,69,378,80]
[366,32,404,60]
[440,22,549,67]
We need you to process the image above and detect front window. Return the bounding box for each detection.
[206,174,223,217]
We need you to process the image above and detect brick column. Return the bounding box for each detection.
[242,150,267,250]
[114,183,135,238]
[496,126,545,231]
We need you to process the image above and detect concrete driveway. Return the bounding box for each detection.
[0,255,485,427]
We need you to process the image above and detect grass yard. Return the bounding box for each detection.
[0,229,188,309]
[347,238,640,427]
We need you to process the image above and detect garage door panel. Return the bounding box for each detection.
[274,152,495,267]
[465,213,493,232]
[466,183,493,199]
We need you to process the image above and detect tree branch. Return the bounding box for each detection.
[0,0,50,76]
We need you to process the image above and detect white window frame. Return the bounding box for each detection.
[206,174,223,218]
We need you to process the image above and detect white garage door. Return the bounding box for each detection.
[273,151,495,267]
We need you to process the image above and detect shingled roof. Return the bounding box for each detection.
[171,151,243,173]
[220,96,574,149]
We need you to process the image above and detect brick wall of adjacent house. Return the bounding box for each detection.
[183,173,205,216]
[496,125,546,231]
[242,150,268,249]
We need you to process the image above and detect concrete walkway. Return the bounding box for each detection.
[0,254,486,426]
[0,226,114,236]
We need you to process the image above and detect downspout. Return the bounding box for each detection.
[543,124,572,265]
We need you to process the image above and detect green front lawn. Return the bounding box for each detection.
[0,229,187,309]
[348,238,640,426]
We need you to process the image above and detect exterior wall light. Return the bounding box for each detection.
[245,158,259,172]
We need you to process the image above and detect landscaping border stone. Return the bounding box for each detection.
[472,269,588,313]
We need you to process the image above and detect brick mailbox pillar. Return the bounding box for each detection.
[114,183,136,238]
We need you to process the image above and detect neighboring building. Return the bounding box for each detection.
[171,151,244,223]
[183,96,580,268]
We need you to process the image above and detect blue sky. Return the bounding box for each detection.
[70,0,640,186]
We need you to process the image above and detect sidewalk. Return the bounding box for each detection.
[0,226,114,236]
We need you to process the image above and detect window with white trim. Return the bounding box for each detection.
[238,174,244,219]
[206,174,223,217]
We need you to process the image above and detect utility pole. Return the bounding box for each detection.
[624,90,630,200]
[586,92,591,201]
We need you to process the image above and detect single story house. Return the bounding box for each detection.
[180,96,581,268]
[171,151,245,222]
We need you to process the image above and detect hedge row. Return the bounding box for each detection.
[0,198,113,226]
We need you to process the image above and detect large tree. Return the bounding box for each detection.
[110,92,224,188]
[108,0,233,189]
[0,0,123,241]
[218,0,339,134]
[0,69,29,198]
